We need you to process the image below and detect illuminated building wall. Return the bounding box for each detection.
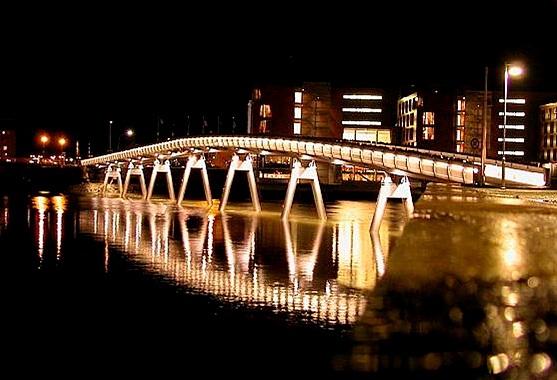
[540,102,557,162]
[249,82,395,142]
[336,88,392,144]
[0,129,16,159]
[397,89,454,151]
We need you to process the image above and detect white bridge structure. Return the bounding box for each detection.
[81,135,549,230]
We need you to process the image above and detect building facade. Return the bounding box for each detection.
[397,89,454,152]
[540,102,557,162]
[249,82,394,143]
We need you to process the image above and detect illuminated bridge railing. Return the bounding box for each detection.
[81,135,548,186]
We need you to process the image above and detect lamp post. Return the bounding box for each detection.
[501,63,524,189]
[480,67,488,186]
[108,120,113,153]
[40,135,49,157]
[58,137,67,166]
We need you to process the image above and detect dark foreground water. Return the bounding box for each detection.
[0,193,404,379]
[3,188,557,379]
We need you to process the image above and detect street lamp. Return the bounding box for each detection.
[108,120,113,153]
[58,137,67,166]
[117,129,135,150]
[501,63,524,189]
[40,135,49,156]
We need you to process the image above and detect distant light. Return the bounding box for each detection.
[58,138,67,147]
[40,135,49,144]
[342,94,382,100]
[508,65,524,77]
[126,129,134,137]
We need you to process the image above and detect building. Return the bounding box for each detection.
[457,91,557,162]
[0,129,16,159]
[397,89,454,152]
[249,82,394,143]
[540,102,557,162]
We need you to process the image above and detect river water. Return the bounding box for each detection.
[0,193,405,378]
[3,188,557,379]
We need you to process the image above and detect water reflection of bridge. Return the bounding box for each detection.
[78,198,392,325]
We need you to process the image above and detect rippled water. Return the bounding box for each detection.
[0,193,406,378]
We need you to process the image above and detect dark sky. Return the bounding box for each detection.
[1,1,556,155]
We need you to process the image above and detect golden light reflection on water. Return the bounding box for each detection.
[77,199,404,325]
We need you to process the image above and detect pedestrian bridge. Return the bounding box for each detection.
[82,134,548,187]
[81,135,549,229]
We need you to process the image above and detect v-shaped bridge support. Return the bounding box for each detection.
[281,159,326,220]
[219,154,261,212]
[122,162,147,199]
[102,164,123,197]
[370,176,414,233]
[146,159,175,201]
[177,155,213,206]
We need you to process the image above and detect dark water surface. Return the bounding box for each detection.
[0,193,403,378]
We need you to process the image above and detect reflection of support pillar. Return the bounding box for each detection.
[147,159,175,201]
[177,155,212,206]
[281,160,326,220]
[370,231,386,279]
[370,176,414,233]
[122,162,147,199]
[282,219,325,281]
[102,164,123,197]
[219,154,261,212]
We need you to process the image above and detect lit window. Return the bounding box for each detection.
[294,107,302,119]
[499,111,525,117]
[498,125,524,130]
[293,122,301,135]
[498,98,526,104]
[259,120,269,134]
[423,126,435,140]
[342,108,382,113]
[252,89,261,100]
[260,104,272,118]
[294,91,303,104]
[457,99,466,111]
[423,112,435,125]
[498,138,525,143]
[457,114,465,126]
[341,120,381,126]
[456,129,462,141]
[342,94,382,100]
[497,150,524,156]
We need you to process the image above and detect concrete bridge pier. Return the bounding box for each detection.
[370,176,414,233]
[219,154,261,212]
[102,164,123,197]
[281,159,327,220]
[177,155,212,207]
[122,162,147,199]
[146,159,175,201]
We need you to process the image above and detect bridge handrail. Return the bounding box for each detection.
[81,134,547,186]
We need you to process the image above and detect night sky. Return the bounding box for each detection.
[1,1,556,155]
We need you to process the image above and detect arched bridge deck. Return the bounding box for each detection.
[81,135,548,187]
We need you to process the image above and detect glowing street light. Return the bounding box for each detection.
[126,129,134,137]
[40,135,49,156]
[501,63,524,189]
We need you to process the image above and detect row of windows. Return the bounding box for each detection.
[543,135,557,148]
[542,107,557,121]
[544,122,557,134]
[543,149,557,161]
[398,96,419,115]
